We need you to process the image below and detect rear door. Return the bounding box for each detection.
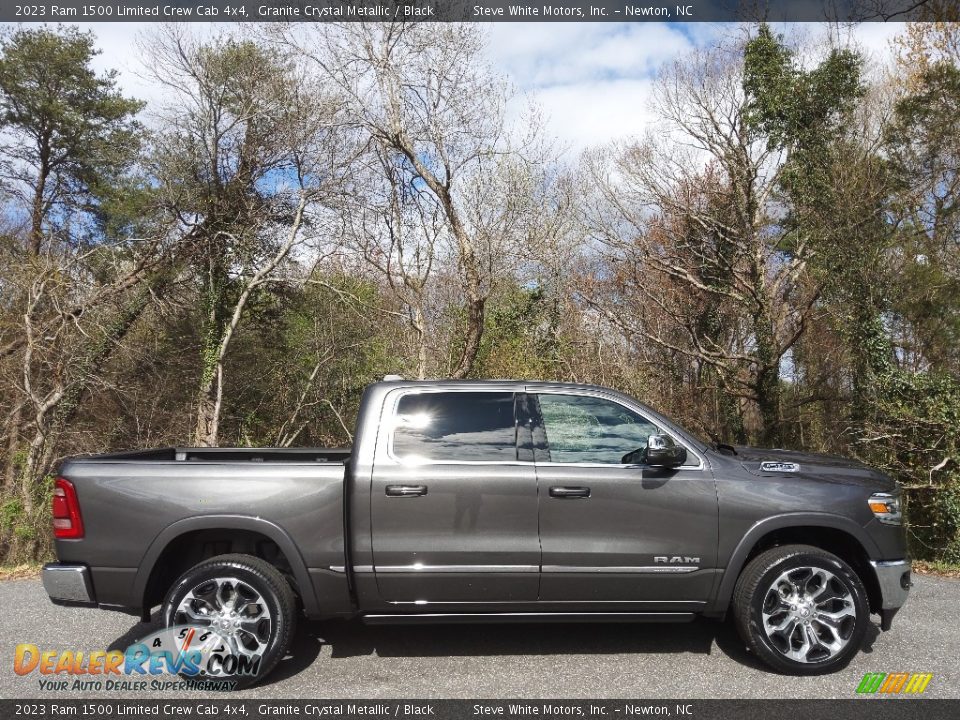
[531,389,719,605]
[370,388,540,603]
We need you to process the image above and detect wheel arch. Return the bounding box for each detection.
[134,515,319,617]
[711,513,882,615]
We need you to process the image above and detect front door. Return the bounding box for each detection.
[370,388,540,603]
[531,389,719,605]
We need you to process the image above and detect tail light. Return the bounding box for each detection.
[52,477,84,539]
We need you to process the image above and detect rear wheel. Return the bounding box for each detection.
[732,544,869,675]
[162,553,296,688]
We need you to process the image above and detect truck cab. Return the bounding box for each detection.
[351,381,718,612]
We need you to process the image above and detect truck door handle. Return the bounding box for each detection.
[549,486,591,498]
[385,485,428,497]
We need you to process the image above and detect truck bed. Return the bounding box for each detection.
[54,446,351,618]
[86,446,352,463]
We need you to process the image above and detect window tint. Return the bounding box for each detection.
[537,394,659,464]
[392,392,517,462]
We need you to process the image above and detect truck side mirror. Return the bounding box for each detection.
[646,434,687,468]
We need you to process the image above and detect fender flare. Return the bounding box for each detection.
[133,514,320,616]
[710,512,881,614]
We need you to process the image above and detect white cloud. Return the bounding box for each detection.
[487,22,722,153]
[65,21,903,156]
[488,22,902,154]
[845,21,905,64]
[527,77,657,153]
[83,22,157,104]
[83,22,233,110]
[487,22,703,87]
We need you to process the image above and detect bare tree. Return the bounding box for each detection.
[340,143,443,379]
[581,41,818,444]
[0,26,155,561]
[144,26,352,445]
[0,225,168,560]
[281,22,541,378]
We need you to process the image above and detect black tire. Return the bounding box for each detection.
[162,553,297,689]
[732,544,869,675]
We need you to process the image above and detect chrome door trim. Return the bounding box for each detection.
[362,612,697,624]
[542,565,699,574]
[378,384,707,470]
[374,564,539,574]
[355,564,700,575]
[386,599,708,605]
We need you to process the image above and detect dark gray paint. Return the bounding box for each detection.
[49,379,908,623]
[371,462,540,602]
[535,462,718,602]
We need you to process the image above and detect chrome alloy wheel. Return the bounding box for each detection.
[761,566,857,663]
[173,576,272,664]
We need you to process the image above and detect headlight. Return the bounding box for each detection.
[868,492,902,525]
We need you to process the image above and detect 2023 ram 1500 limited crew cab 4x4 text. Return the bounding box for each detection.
[42,379,910,685]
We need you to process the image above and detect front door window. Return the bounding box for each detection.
[537,393,660,464]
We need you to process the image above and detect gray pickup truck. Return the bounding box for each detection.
[43,379,910,684]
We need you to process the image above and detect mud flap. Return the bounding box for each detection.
[880,607,899,631]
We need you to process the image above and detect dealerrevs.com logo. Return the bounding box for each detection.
[13,625,258,691]
[856,672,933,695]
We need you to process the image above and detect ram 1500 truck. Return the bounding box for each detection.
[43,379,910,684]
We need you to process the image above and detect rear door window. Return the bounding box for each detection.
[392,392,517,462]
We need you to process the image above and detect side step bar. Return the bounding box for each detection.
[361,612,696,625]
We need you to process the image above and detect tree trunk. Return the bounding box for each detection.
[715,376,747,445]
[392,134,487,380]
[3,402,24,493]
[753,307,783,447]
[193,312,225,447]
[451,291,485,379]
[412,306,427,380]
[193,388,220,447]
[29,136,51,255]
[192,194,308,447]
[193,251,229,447]
[441,209,485,380]
[849,305,893,423]
[20,422,52,517]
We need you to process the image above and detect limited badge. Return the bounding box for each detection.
[760,461,800,473]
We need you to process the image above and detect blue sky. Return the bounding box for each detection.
[77,21,905,154]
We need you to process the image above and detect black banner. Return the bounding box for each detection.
[0,0,945,24]
[2,700,959,720]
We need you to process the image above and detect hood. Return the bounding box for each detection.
[729,445,897,491]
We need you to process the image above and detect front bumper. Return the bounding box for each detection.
[42,563,96,607]
[869,559,911,630]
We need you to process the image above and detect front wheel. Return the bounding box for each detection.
[732,544,870,675]
[162,553,297,688]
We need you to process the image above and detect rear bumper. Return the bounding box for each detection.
[42,563,96,607]
[870,559,911,630]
